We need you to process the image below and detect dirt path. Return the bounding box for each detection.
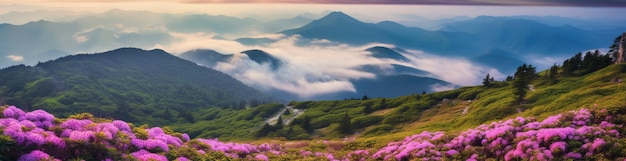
[265,106,305,125]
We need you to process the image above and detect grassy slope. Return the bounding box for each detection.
[285,63,626,147]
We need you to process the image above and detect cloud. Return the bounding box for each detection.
[153,32,249,55]
[400,50,505,86]
[214,36,384,98]
[430,83,456,92]
[6,55,24,61]
[157,32,503,99]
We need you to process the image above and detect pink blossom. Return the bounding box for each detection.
[18,150,60,161]
[549,141,566,153]
[255,155,268,161]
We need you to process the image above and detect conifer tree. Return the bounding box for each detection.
[337,113,352,135]
[301,115,313,133]
[256,123,273,137]
[275,115,284,130]
[513,64,536,104]
[548,63,559,84]
[482,73,492,87]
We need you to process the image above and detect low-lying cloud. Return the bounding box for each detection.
[154,33,504,99]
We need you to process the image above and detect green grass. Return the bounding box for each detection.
[167,63,626,144]
[275,63,626,146]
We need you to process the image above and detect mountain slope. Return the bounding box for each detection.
[365,46,410,62]
[281,12,623,62]
[0,48,271,126]
[471,49,526,74]
[179,47,451,101]
[240,49,283,70]
[440,16,614,56]
[279,62,626,142]
[179,49,233,67]
[281,12,397,45]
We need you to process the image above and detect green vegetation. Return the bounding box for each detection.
[513,64,537,103]
[276,56,626,142]
[0,48,273,140]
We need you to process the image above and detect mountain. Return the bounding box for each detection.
[179,47,450,101]
[356,64,431,77]
[0,48,271,126]
[471,49,526,74]
[351,75,451,98]
[167,14,258,35]
[257,13,316,33]
[0,19,174,66]
[240,49,283,70]
[365,46,410,62]
[440,16,615,57]
[279,12,483,55]
[179,49,233,67]
[234,37,278,46]
[281,12,397,45]
[281,12,624,64]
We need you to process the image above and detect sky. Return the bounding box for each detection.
[3,0,626,6]
[1,1,625,21]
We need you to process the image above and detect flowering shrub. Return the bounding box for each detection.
[369,108,626,160]
[1,105,626,160]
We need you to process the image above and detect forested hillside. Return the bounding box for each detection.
[0,48,272,126]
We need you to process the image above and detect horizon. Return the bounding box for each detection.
[2,2,626,23]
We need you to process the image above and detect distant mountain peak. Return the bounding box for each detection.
[316,11,361,24]
[365,46,410,62]
[241,49,282,70]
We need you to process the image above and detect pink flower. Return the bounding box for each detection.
[69,130,95,141]
[549,141,566,153]
[446,149,459,156]
[3,106,26,120]
[131,149,168,161]
[589,138,605,152]
[255,154,269,161]
[18,150,60,161]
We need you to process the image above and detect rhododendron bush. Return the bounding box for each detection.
[1,105,626,160]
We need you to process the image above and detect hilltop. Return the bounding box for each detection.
[0,48,272,127]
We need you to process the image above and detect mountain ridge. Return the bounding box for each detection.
[0,47,272,126]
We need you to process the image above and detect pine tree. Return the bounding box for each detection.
[505,76,514,82]
[548,63,559,84]
[337,113,352,135]
[256,123,273,137]
[482,73,492,87]
[361,95,369,100]
[563,52,583,76]
[512,64,536,104]
[275,115,284,130]
[609,34,623,63]
[301,115,313,133]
